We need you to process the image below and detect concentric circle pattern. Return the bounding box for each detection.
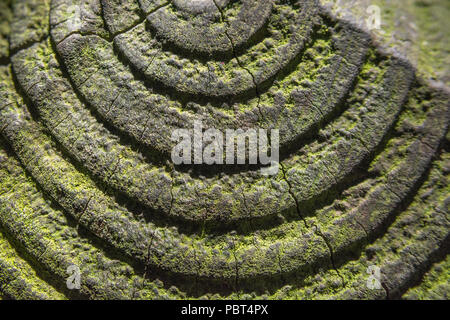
[0,0,448,300]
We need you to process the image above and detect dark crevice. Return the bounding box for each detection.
[0,56,10,66]
[280,162,308,229]
[312,224,346,287]
[142,232,157,287]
